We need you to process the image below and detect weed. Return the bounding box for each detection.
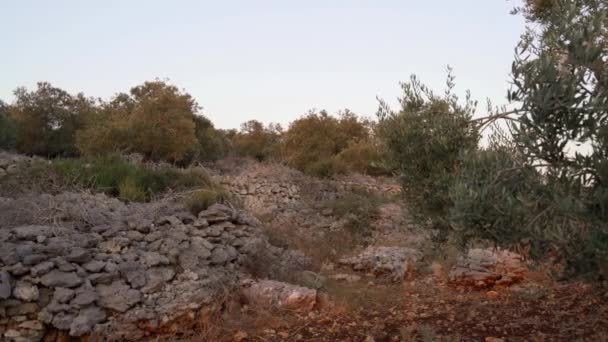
[6,155,213,202]
[118,176,147,202]
[186,190,231,215]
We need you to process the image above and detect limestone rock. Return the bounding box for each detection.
[30,261,54,277]
[339,246,420,282]
[69,306,107,337]
[70,286,98,308]
[12,281,39,302]
[52,287,75,303]
[448,248,526,287]
[96,281,141,313]
[83,260,106,273]
[40,270,82,288]
[240,279,317,311]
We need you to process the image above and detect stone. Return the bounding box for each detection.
[6,302,38,316]
[53,287,75,303]
[331,274,361,282]
[70,287,98,307]
[23,253,48,266]
[89,272,118,285]
[448,248,526,287]
[46,301,71,313]
[141,267,175,294]
[321,208,333,216]
[70,306,107,336]
[6,263,29,276]
[198,206,230,223]
[18,320,44,330]
[98,239,128,254]
[42,238,73,257]
[40,270,82,288]
[193,218,209,228]
[0,271,12,299]
[4,329,20,338]
[66,247,92,264]
[339,246,420,282]
[30,261,55,277]
[83,260,106,273]
[96,281,141,313]
[55,258,76,272]
[119,261,147,289]
[144,231,164,243]
[125,230,144,241]
[141,252,169,267]
[12,281,39,302]
[52,312,76,330]
[210,247,231,265]
[38,309,54,324]
[240,279,317,311]
[156,215,182,226]
[12,225,53,240]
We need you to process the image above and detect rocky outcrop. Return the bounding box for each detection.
[448,248,526,288]
[240,279,318,311]
[339,246,420,282]
[0,192,308,341]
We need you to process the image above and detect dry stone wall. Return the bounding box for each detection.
[0,189,308,341]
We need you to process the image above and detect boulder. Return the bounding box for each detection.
[339,246,420,282]
[240,279,317,311]
[448,248,526,288]
[12,281,39,302]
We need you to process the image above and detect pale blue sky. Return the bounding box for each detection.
[1,0,524,129]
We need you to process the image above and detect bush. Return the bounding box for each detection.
[118,176,147,202]
[282,109,373,176]
[336,139,388,176]
[449,145,544,247]
[191,115,231,162]
[185,190,230,215]
[49,155,211,201]
[327,188,386,237]
[76,80,199,163]
[303,157,347,178]
[377,70,479,222]
[448,0,608,279]
[232,120,282,161]
[0,101,17,150]
[10,82,96,157]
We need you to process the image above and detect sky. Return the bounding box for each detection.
[0,0,525,129]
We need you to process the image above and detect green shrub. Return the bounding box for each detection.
[186,190,230,215]
[118,176,147,202]
[446,0,608,279]
[448,146,544,247]
[49,155,211,201]
[327,188,386,237]
[376,70,479,226]
[191,115,231,162]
